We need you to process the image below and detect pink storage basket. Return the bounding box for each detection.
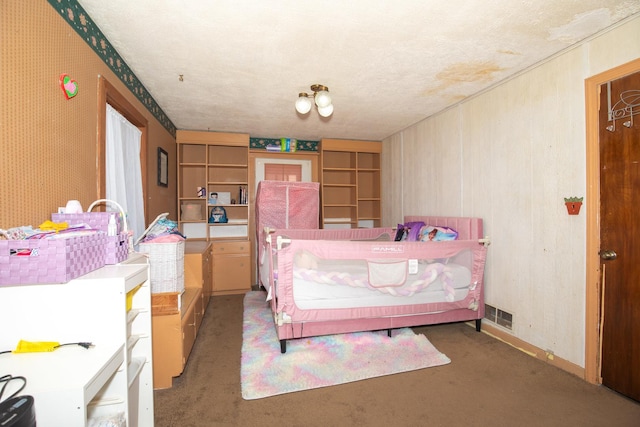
[52,199,132,264]
[105,232,129,264]
[51,212,123,234]
[0,234,107,285]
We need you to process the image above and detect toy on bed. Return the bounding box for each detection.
[259,216,490,353]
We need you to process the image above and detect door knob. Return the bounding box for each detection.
[599,250,617,260]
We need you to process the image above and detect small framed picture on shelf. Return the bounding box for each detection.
[209,191,231,205]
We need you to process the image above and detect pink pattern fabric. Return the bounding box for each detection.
[255,181,320,260]
[293,261,456,298]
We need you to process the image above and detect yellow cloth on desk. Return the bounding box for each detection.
[38,220,68,232]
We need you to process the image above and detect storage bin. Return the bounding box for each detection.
[0,234,106,285]
[105,232,129,264]
[138,241,185,294]
[53,199,131,265]
[52,212,124,234]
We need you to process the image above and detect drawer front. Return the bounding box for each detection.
[212,241,249,255]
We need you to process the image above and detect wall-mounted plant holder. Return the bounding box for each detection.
[564,197,583,215]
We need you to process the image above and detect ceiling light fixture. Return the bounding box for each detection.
[295,84,334,117]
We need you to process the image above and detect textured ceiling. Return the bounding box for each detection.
[76,0,639,141]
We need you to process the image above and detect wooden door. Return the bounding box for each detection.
[598,72,640,402]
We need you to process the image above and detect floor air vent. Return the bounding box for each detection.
[484,304,513,330]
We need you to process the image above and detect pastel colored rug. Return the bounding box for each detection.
[241,291,451,400]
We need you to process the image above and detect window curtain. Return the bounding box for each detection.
[106,104,145,244]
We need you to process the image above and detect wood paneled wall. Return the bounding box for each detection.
[382,15,640,374]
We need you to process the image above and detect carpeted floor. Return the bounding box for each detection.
[154,293,640,426]
[241,291,450,399]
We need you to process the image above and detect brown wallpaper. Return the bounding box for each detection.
[0,1,176,231]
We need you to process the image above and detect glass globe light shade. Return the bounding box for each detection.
[318,103,334,117]
[295,96,312,114]
[314,90,332,108]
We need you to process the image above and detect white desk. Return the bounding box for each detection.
[0,260,153,427]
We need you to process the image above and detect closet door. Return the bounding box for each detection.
[598,71,640,402]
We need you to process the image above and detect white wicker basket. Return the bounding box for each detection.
[138,240,185,294]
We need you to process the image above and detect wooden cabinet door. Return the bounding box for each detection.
[152,314,183,389]
[213,255,251,293]
[212,241,251,294]
[195,291,205,331]
[181,301,197,367]
[202,246,213,299]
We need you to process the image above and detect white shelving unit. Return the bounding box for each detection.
[0,256,153,427]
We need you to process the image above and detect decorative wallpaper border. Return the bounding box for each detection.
[47,0,177,136]
[48,1,321,147]
[250,138,318,152]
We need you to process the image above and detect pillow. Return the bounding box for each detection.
[294,250,319,269]
[418,225,458,242]
[394,224,407,241]
[404,221,426,241]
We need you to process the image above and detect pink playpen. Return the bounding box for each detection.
[258,215,489,352]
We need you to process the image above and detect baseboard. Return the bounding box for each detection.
[468,321,585,379]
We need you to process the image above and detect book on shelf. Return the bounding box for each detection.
[238,185,248,205]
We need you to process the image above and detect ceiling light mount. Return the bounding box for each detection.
[295,84,334,117]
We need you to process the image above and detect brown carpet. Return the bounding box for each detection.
[154,294,640,426]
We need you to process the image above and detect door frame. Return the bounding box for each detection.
[584,57,640,384]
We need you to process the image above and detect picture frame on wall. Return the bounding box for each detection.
[157,147,168,187]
